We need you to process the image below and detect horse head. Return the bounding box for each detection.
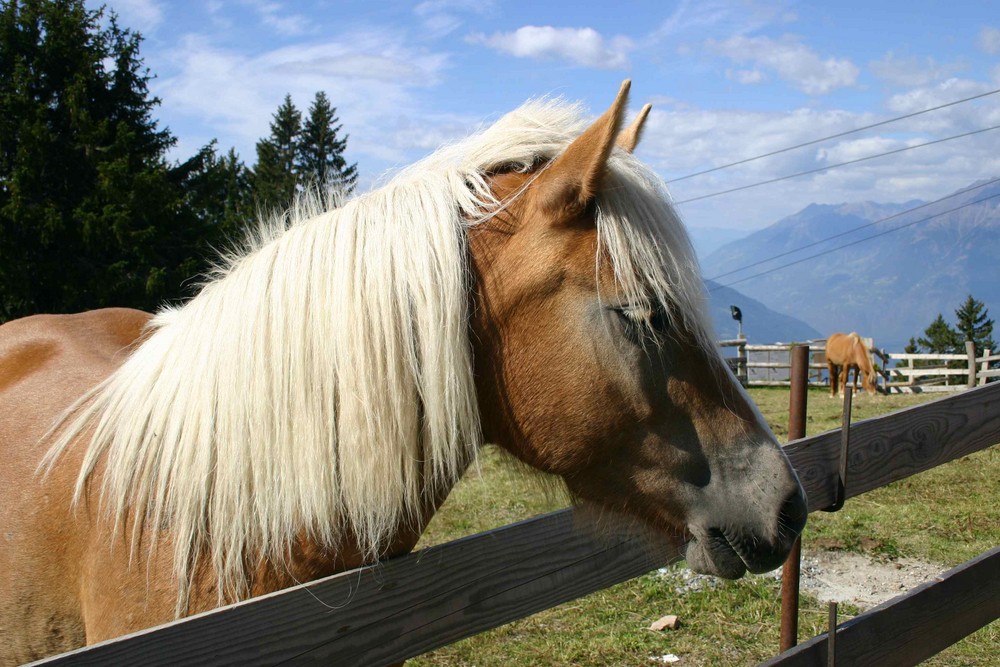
[863,367,881,394]
[469,82,806,578]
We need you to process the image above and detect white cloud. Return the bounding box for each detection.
[242,0,313,37]
[870,52,963,87]
[815,136,906,164]
[468,26,633,70]
[978,26,1000,55]
[635,99,1000,233]
[414,0,494,38]
[730,68,765,84]
[647,0,795,44]
[155,30,456,166]
[885,79,999,119]
[705,34,858,95]
[650,0,734,40]
[414,0,492,15]
[104,0,163,34]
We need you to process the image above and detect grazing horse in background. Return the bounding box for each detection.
[0,82,806,663]
[827,331,880,396]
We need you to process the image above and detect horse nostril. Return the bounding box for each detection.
[778,488,808,536]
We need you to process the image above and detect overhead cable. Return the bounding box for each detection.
[667,87,1000,184]
[706,176,1000,282]
[675,124,1000,205]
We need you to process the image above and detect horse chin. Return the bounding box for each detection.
[683,528,748,580]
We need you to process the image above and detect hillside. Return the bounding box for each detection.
[705,280,821,343]
[701,179,1000,350]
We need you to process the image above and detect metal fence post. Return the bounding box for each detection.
[780,344,809,652]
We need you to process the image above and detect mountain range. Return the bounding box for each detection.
[700,178,1000,351]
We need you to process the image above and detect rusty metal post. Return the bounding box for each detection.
[780,344,809,652]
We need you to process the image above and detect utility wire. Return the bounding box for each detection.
[676,123,1000,205]
[706,176,1000,282]
[708,190,1000,292]
[667,87,1000,184]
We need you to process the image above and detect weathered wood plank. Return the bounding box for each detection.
[31,510,680,666]
[892,367,969,377]
[785,381,1000,512]
[888,353,967,361]
[757,546,1000,667]
[33,383,1000,666]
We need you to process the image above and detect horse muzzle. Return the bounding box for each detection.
[684,484,808,578]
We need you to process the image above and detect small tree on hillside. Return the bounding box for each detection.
[954,294,995,353]
[917,314,960,354]
[903,297,996,384]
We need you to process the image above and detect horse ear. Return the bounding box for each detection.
[533,80,630,222]
[616,103,652,153]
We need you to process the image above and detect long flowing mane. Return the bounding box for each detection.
[44,98,715,609]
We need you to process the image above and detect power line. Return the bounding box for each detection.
[667,87,1000,184]
[706,176,1000,282]
[708,190,1000,292]
[675,123,1000,205]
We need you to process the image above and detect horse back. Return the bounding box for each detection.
[0,308,150,662]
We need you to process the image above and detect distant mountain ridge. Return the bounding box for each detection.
[701,178,1000,351]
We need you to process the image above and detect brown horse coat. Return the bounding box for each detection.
[826,331,879,396]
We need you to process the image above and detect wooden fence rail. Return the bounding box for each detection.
[721,340,999,391]
[759,546,1000,667]
[33,382,1000,667]
[979,349,1000,384]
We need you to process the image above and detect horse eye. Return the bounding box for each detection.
[613,304,670,340]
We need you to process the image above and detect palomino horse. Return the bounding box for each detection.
[826,331,879,396]
[0,82,806,662]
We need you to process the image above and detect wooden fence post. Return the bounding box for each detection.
[966,340,977,388]
[738,335,748,386]
[980,349,991,386]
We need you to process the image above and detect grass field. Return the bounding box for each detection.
[410,387,999,666]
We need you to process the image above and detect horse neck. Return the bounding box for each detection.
[854,343,873,372]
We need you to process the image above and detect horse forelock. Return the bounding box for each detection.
[43,96,710,611]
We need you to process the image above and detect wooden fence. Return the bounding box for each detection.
[34,383,1000,666]
[721,338,1000,392]
[761,546,999,667]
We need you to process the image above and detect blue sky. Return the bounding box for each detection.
[93,0,1000,236]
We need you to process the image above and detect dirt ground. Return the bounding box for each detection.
[797,548,945,610]
[660,548,945,611]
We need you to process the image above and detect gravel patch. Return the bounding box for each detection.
[658,549,946,611]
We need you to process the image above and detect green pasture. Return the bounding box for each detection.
[411,388,999,666]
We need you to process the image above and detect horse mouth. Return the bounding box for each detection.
[686,526,798,579]
[683,528,749,579]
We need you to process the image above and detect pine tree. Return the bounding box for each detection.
[916,314,960,354]
[0,0,178,318]
[953,294,995,353]
[252,94,301,213]
[0,1,254,320]
[297,91,357,193]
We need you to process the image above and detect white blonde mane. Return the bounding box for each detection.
[45,97,715,610]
